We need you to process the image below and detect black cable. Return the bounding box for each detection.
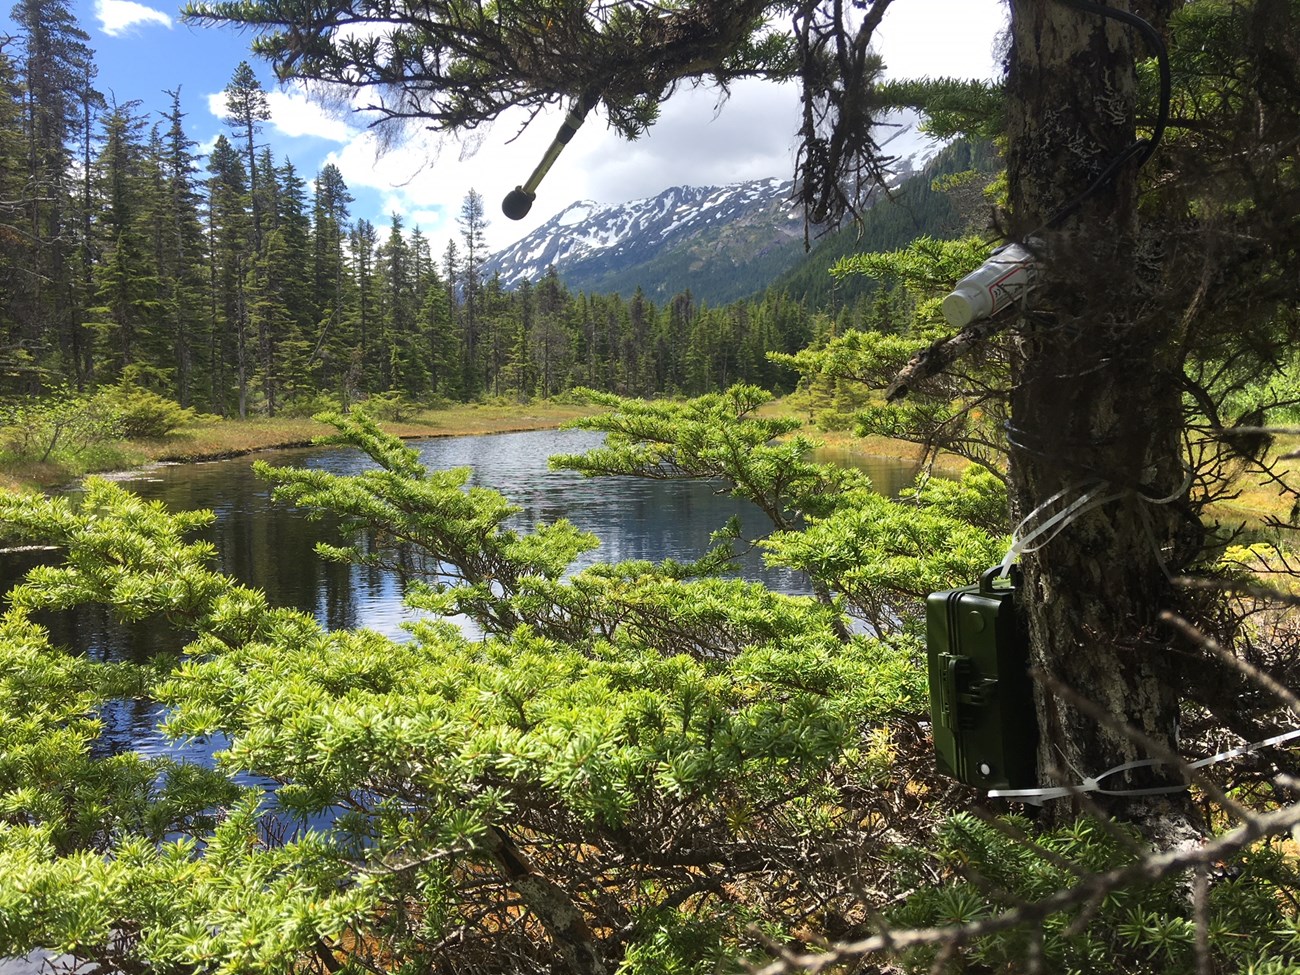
[1037,0,1172,230]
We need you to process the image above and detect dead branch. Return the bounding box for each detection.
[748,796,1300,975]
[885,316,1013,402]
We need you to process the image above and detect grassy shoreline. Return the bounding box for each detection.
[3,399,1292,526]
[2,397,960,496]
[0,402,603,493]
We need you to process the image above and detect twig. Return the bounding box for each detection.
[884,317,1012,402]
[1162,610,1300,715]
[748,799,1300,975]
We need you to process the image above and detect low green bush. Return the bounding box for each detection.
[0,389,122,463]
[359,389,415,421]
[278,391,342,418]
[92,382,196,439]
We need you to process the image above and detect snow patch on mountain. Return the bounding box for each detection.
[485,178,799,289]
[483,110,944,296]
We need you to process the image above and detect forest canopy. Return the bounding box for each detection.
[3,0,1300,973]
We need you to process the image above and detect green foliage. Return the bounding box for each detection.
[830,234,991,321]
[357,389,415,421]
[875,78,1005,141]
[890,813,1300,975]
[761,480,1007,635]
[92,378,198,439]
[553,386,1006,635]
[554,385,861,529]
[0,390,123,464]
[778,234,1013,473]
[899,465,1009,536]
[2,387,1300,973]
[0,408,935,971]
[768,139,1002,311]
[277,390,343,418]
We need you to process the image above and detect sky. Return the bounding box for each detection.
[13,0,1008,256]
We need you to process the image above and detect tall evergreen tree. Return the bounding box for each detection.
[246,225,290,414]
[268,158,313,407]
[220,61,270,253]
[420,264,459,399]
[457,188,487,395]
[9,0,99,391]
[376,213,427,395]
[72,58,105,385]
[309,162,353,393]
[530,268,573,398]
[0,46,34,388]
[86,99,161,376]
[348,217,378,395]
[153,88,208,406]
[205,133,251,417]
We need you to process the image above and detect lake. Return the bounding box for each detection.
[0,428,925,972]
[0,428,924,757]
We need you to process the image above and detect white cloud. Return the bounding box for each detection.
[195,133,220,159]
[267,90,357,142]
[206,91,226,122]
[324,80,803,254]
[318,0,1006,253]
[205,87,358,143]
[876,0,1007,80]
[95,0,171,36]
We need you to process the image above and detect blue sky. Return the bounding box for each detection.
[10,0,1007,256]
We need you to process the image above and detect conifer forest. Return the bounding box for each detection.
[3,1,1300,974]
[0,0,845,412]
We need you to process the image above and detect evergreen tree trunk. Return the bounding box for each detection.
[1006,0,1186,811]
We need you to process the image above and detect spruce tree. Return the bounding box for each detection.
[457,188,488,395]
[220,61,270,253]
[0,47,33,386]
[9,0,99,391]
[309,162,353,395]
[154,89,209,406]
[421,266,460,400]
[205,133,252,417]
[348,217,378,394]
[376,213,427,396]
[86,100,162,377]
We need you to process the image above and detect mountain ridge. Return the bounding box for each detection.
[483,178,806,305]
[483,113,947,305]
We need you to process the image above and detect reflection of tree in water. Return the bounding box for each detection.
[0,434,920,767]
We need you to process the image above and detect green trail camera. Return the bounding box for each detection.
[926,566,1037,790]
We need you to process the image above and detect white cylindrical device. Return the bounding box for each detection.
[942,242,1040,328]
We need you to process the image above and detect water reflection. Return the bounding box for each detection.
[0,429,923,747]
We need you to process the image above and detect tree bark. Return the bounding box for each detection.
[480,825,608,975]
[1006,0,1187,814]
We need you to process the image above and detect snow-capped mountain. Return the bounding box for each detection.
[483,178,804,305]
[483,113,945,305]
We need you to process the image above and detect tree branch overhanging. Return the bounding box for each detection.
[182,0,901,227]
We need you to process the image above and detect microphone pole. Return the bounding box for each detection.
[502,87,602,220]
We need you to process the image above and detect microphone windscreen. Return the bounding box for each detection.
[502,188,534,220]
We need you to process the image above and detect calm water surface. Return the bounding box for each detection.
[1,429,922,756]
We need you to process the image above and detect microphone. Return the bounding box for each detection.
[502,87,601,220]
[502,187,535,220]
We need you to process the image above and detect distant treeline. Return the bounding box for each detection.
[0,0,992,414]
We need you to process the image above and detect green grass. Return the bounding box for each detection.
[0,401,601,493]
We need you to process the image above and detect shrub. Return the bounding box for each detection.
[0,390,122,462]
[92,382,196,439]
[278,391,342,418]
[359,390,415,421]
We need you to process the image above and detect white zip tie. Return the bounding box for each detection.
[999,480,1123,577]
[980,463,1225,804]
[999,465,1194,579]
[989,726,1300,805]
